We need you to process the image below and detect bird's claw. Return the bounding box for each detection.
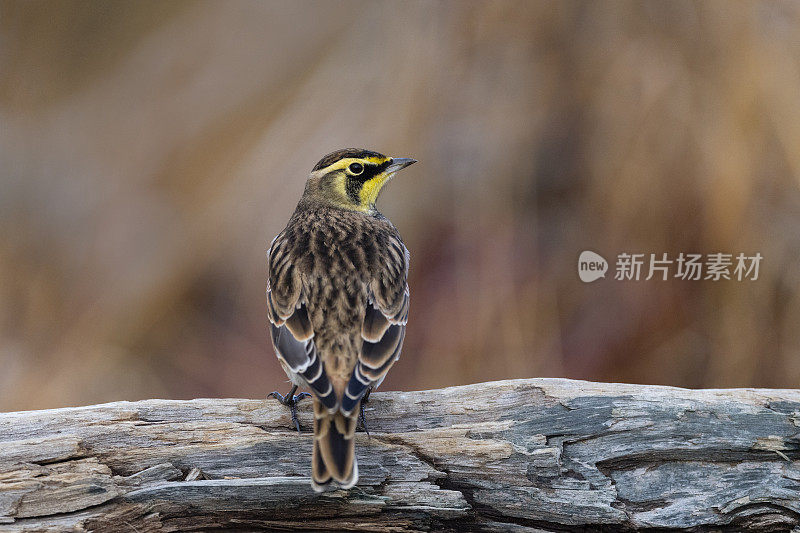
[358,404,370,437]
[268,388,311,433]
[358,388,372,438]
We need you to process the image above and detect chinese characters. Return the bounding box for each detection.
[613,253,762,281]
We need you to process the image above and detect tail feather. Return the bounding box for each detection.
[311,398,358,491]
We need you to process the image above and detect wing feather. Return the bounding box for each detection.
[362,305,390,342]
[360,323,403,369]
[341,236,409,415]
[268,232,337,411]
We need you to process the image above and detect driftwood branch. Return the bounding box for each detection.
[1,378,799,531]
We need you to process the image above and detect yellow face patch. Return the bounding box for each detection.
[314,155,394,212]
[359,175,390,207]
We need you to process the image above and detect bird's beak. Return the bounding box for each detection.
[386,157,417,173]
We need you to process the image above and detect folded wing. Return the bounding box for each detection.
[341,236,410,415]
[267,232,337,411]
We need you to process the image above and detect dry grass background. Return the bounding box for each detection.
[2,0,800,411]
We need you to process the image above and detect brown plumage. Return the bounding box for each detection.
[266,148,414,490]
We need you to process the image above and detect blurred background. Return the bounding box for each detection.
[2,0,800,411]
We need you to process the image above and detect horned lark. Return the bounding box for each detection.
[267,148,414,491]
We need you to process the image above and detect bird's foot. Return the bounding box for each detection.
[358,388,372,437]
[268,385,311,433]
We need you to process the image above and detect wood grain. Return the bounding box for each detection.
[1,378,799,531]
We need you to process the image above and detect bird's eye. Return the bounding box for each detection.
[348,163,364,175]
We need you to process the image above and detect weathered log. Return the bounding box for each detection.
[0,378,799,532]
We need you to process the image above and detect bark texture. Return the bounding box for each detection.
[1,378,799,532]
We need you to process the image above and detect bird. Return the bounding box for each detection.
[266,148,415,491]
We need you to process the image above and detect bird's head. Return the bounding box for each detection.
[303,148,416,214]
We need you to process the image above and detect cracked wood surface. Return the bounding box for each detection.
[1,378,800,532]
